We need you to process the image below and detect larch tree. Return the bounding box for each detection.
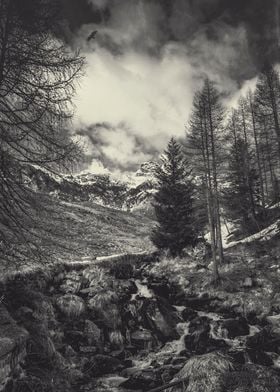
[223,136,260,234]
[254,64,280,162]
[186,79,224,282]
[0,0,84,263]
[151,137,197,257]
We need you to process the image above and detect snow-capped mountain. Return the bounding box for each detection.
[25,161,158,216]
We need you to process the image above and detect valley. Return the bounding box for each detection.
[1,221,280,392]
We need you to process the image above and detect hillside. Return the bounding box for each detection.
[25,162,157,217]
[0,194,155,278]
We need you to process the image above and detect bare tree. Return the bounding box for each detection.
[0,0,84,263]
[186,79,224,282]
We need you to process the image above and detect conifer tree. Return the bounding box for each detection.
[223,137,260,234]
[0,0,84,263]
[186,79,224,282]
[151,138,196,257]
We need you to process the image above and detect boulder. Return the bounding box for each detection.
[246,327,280,354]
[131,329,153,350]
[181,307,198,322]
[115,280,137,301]
[120,368,161,391]
[142,298,179,342]
[184,316,211,354]
[83,354,123,377]
[242,277,253,288]
[56,294,85,319]
[185,316,229,354]
[219,317,250,339]
[185,296,216,311]
[84,320,102,345]
[79,345,98,354]
[267,314,280,333]
[159,364,184,383]
[246,349,274,366]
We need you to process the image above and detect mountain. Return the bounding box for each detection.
[24,161,158,216]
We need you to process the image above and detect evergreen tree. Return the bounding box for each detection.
[223,137,261,234]
[151,138,196,257]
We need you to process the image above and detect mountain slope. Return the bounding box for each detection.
[25,161,158,215]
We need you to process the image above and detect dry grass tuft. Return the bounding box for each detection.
[169,352,233,392]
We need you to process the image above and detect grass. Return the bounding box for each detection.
[169,352,233,392]
[0,195,155,279]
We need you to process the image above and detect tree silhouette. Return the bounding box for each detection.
[0,0,84,263]
[151,138,197,257]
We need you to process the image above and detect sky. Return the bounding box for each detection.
[60,0,280,175]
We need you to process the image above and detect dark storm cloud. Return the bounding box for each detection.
[61,0,280,75]
[60,0,279,173]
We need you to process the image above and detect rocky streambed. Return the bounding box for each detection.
[1,255,280,392]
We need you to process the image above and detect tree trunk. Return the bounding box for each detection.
[249,93,266,209]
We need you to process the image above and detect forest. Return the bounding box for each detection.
[1,1,280,392]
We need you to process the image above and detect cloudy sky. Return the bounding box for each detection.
[60,0,280,174]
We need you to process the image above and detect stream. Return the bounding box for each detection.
[91,279,278,392]
[3,261,280,392]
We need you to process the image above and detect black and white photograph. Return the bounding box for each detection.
[1,0,280,391]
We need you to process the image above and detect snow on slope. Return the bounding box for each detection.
[225,220,280,249]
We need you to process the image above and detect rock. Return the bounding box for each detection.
[159,364,183,383]
[181,307,198,322]
[148,282,170,298]
[56,294,85,319]
[185,316,229,354]
[64,330,85,350]
[185,296,215,311]
[227,349,246,365]
[188,316,210,335]
[0,306,28,391]
[60,271,82,294]
[131,329,153,350]
[84,320,101,346]
[219,317,250,339]
[116,280,137,301]
[123,359,134,368]
[64,344,77,358]
[83,354,123,377]
[171,356,188,366]
[121,366,141,378]
[242,277,253,288]
[142,298,179,342]
[267,314,280,332]
[120,368,161,391]
[246,349,274,366]
[184,316,211,354]
[246,327,280,354]
[79,346,98,354]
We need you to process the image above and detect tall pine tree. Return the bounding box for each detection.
[223,137,261,234]
[151,138,196,257]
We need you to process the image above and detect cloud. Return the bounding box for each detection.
[75,123,155,171]
[64,0,279,173]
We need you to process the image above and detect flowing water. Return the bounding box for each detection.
[93,280,279,391]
